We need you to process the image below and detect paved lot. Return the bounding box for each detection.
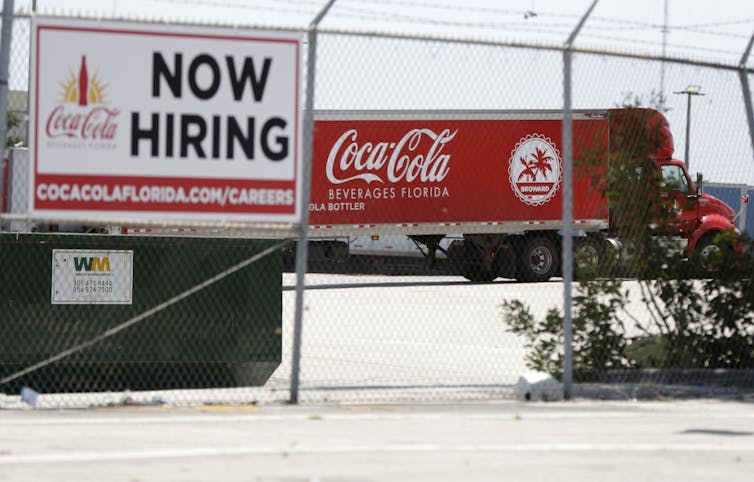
[2,398,754,481]
[2,272,753,481]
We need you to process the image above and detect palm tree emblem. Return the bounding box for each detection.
[509,134,562,206]
[517,147,554,182]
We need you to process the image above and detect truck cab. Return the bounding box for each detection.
[657,158,737,257]
[612,108,738,260]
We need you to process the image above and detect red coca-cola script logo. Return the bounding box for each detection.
[508,134,562,206]
[44,55,120,141]
[326,128,456,185]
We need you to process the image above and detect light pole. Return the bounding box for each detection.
[673,85,705,170]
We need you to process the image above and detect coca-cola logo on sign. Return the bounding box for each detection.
[44,55,120,141]
[508,134,562,206]
[326,128,456,185]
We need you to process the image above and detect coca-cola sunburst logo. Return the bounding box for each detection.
[45,55,120,142]
[508,133,562,206]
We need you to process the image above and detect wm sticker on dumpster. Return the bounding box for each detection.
[52,249,133,304]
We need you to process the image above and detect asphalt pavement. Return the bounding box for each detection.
[2,398,754,481]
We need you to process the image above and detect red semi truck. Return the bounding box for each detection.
[307,108,738,282]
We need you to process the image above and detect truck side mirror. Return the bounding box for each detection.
[696,173,703,196]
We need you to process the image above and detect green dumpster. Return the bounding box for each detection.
[0,233,283,394]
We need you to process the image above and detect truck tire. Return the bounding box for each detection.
[695,233,723,276]
[574,237,603,279]
[464,265,496,283]
[447,241,497,283]
[517,236,559,282]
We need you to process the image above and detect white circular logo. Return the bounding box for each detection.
[508,134,562,206]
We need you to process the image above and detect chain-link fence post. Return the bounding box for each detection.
[739,33,754,163]
[289,0,337,404]
[561,0,598,400]
[0,0,15,155]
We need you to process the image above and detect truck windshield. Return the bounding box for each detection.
[661,165,690,193]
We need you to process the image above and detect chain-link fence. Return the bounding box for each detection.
[1,0,753,408]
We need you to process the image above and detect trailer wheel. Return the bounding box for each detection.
[518,236,559,282]
[574,237,603,279]
[465,266,496,283]
[447,241,497,283]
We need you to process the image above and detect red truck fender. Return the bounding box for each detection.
[686,214,738,252]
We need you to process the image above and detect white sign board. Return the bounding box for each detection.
[51,249,133,304]
[29,17,302,223]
